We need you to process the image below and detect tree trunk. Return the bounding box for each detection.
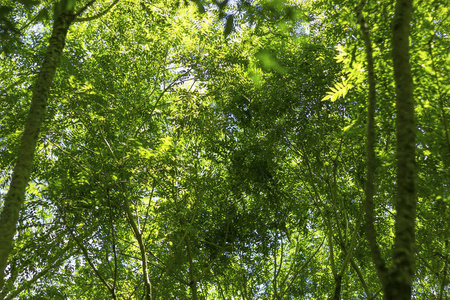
[388,0,416,299]
[185,235,199,300]
[331,275,342,300]
[356,0,389,287]
[0,5,76,289]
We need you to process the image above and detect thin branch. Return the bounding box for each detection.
[75,0,120,22]
[67,226,117,299]
[4,255,65,300]
[74,0,97,18]
[280,238,326,298]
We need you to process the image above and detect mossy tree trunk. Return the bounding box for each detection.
[388,0,416,298]
[0,4,76,290]
[358,0,416,298]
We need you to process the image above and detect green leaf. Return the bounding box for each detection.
[255,49,286,73]
[321,78,353,102]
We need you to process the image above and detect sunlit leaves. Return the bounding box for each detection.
[321,78,353,102]
[1,0,449,298]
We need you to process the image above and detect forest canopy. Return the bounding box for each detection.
[0,0,449,299]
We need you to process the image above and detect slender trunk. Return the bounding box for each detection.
[323,212,340,300]
[356,0,389,290]
[438,240,448,300]
[125,201,152,300]
[333,212,363,299]
[331,275,342,300]
[185,235,199,300]
[0,5,75,289]
[388,0,416,299]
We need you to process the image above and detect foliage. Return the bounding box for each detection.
[0,0,448,299]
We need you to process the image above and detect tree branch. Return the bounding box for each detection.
[75,0,120,22]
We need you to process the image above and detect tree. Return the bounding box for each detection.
[387,0,416,298]
[0,0,78,289]
[0,0,448,298]
[321,0,447,298]
[0,0,121,294]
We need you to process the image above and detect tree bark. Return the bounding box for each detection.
[0,4,76,290]
[356,0,389,287]
[388,0,416,299]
